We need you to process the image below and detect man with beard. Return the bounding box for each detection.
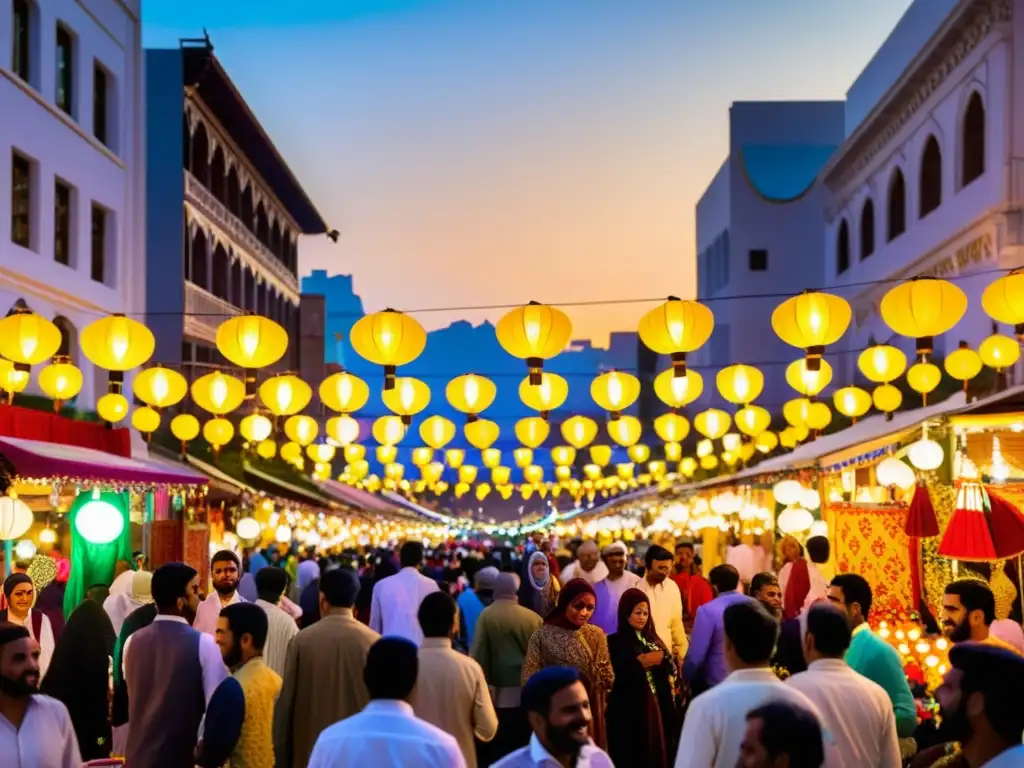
[591,542,643,634]
[197,603,281,768]
[942,580,1022,654]
[673,542,713,633]
[0,622,81,767]
[560,541,609,586]
[492,666,613,767]
[925,643,1024,767]
[125,562,228,768]
[194,550,246,636]
[752,572,804,679]
[640,544,688,665]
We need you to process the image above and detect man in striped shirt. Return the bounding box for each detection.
[254,568,299,678]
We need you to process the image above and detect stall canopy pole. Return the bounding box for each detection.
[3,540,12,577]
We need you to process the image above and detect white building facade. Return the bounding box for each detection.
[0,0,145,406]
[822,0,1023,383]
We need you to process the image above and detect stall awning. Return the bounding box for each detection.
[381,491,454,523]
[0,436,208,485]
[316,479,401,514]
[241,462,334,508]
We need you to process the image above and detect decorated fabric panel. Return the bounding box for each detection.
[63,491,131,618]
[831,503,914,618]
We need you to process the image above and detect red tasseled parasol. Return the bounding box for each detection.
[904,483,939,538]
[938,483,1024,561]
[985,488,1024,559]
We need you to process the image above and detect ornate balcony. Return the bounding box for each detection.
[184,170,299,294]
[184,281,239,345]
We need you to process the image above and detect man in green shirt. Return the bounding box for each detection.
[827,573,917,738]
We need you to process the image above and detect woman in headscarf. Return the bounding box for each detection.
[520,578,614,748]
[103,571,154,635]
[518,550,560,618]
[1,572,56,676]
[28,554,66,642]
[41,599,116,761]
[606,588,680,768]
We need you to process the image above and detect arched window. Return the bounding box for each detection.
[240,185,254,231]
[919,135,942,218]
[230,259,242,308]
[53,316,76,361]
[243,267,255,311]
[962,92,985,187]
[887,169,906,241]
[255,202,269,246]
[270,220,281,259]
[190,122,209,186]
[836,219,850,275]
[226,167,240,217]
[210,147,226,203]
[860,199,875,260]
[256,281,267,315]
[212,244,229,300]
[190,230,208,290]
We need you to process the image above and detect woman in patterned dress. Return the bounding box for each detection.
[521,578,614,748]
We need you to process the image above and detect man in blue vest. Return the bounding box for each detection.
[124,562,227,768]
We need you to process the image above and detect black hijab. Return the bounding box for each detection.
[41,600,116,760]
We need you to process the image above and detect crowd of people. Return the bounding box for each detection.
[1,533,1023,767]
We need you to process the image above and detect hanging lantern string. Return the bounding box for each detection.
[63,264,1024,320]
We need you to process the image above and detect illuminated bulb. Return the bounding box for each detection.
[925,655,939,668]
[935,638,948,651]
[898,643,910,655]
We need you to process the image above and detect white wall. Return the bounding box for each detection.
[0,0,144,408]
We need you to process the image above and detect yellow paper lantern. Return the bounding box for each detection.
[637,297,714,376]
[590,370,641,418]
[203,417,235,449]
[492,466,511,485]
[216,314,288,370]
[806,402,832,431]
[700,455,718,471]
[783,398,810,427]
[833,386,872,420]
[496,302,573,384]
[419,415,456,450]
[476,483,491,502]
[779,427,799,449]
[259,374,312,417]
[755,431,778,453]
[679,456,697,476]
[519,372,569,418]
[465,418,500,450]
[481,447,502,468]
[381,376,431,424]
[771,291,851,370]
[696,438,713,458]
[785,358,832,397]
[515,417,550,449]
[344,444,366,463]
[979,333,1020,371]
[458,465,478,484]
[944,341,983,385]
[285,414,319,446]
[446,374,497,418]
[880,277,967,358]
[170,413,200,443]
[81,314,155,391]
[607,415,642,447]
[256,440,277,459]
[371,415,405,446]
[590,445,612,467]
[0,360,29,398]
[280,442,302,462]
[982,269,1024,338]
[653,368,703,410]
[239,413,273,443]
[131,406,160,434]
[97,393,128,423]
[411,446,435,467]
[735,405,771,437]
[348,309,426,390]
[191,371,246,415]
[628,444,650,463]
[872,384,903,414]
[716,364,764,405]
[907,362,942,401]
[858,345,907,383]
[522,465,544,484]
[561,415,599,449]
[0,308,61,369]
[654,413,690,443]
[722,433,741,453]
[445,448,466,468]
[326,415,360,445]
[555,465,572,482]
[376,445,397,464]
[133,365,188,409]
[319,371,370,413]
[664,441,682,461]
[694,408,731,440]
[38,356,83,408]
[551,445,576,466]
[385,462,406,482]
[513,447,533,468]
[307,443,336,463]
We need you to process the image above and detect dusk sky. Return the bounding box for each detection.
[144,0,912,345]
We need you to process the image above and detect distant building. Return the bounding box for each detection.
[692,101,845,410]
[0,0,145,406]
[145,39,328,376]
[821,0,1020,381]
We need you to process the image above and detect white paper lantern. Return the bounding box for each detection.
[875,457,915,489]
[14,539,36,560]
[275,524,293,543]
[74,496,125,545]
[801,488,821,510]
[0,495,32,540]
[777,505,814,534]
[908,439,944,471]
[235,516,261,541]
[810,520,829,538]
[772,480,805,506]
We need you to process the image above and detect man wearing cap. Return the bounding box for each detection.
[559,541,609,586]
[927,642,1024,767]
[0,622,81,768]
[591,542,642,634]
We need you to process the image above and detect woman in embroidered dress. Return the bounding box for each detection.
[521,578,614,748]
[606,588,679,768]
[1,572,55,677]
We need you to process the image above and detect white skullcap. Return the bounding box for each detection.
[602,541,627,556]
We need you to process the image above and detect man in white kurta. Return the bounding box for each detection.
[639,545,688,662]
[370,542,439,646]
[675,600,826,768]
[591,542,642,634]
[785,603,900,768]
